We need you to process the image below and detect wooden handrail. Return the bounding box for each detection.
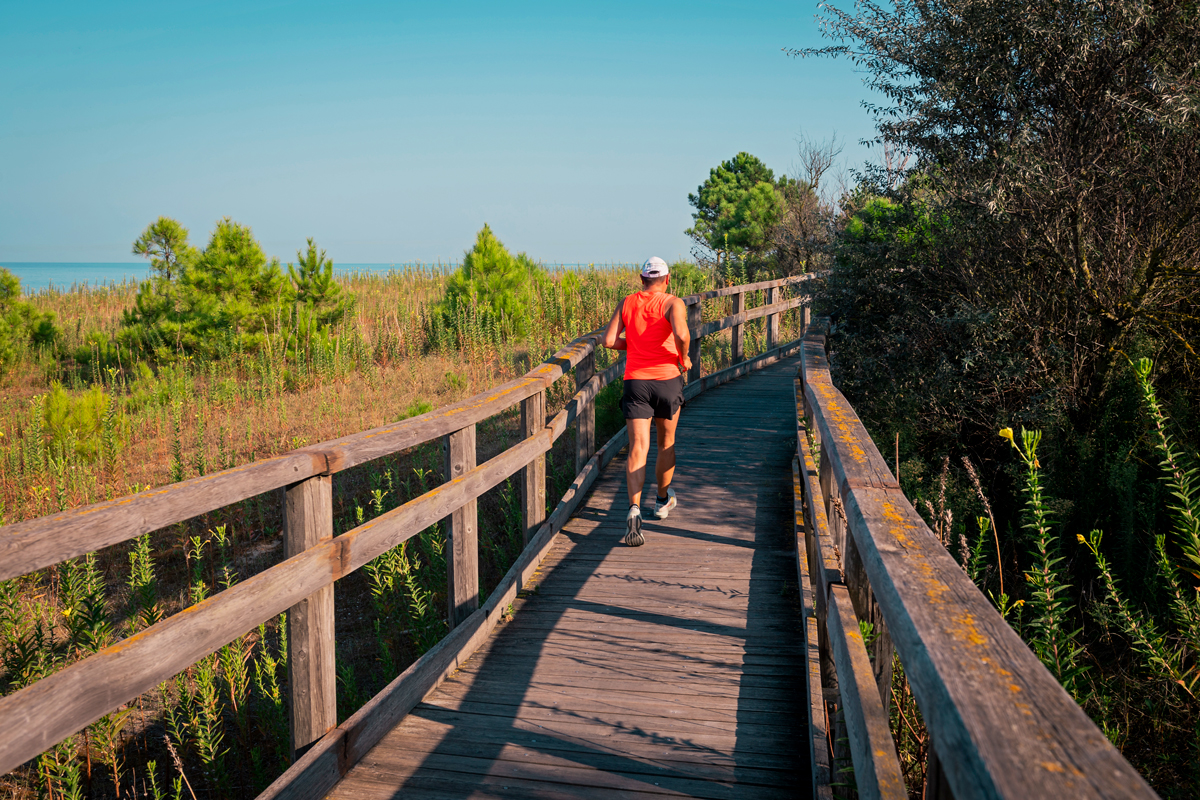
[794,321,1158,800]
[0,276,815,780]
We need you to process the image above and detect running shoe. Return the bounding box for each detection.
[654,488,677,519]
[625,505,645,547]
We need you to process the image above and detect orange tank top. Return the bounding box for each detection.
[621,291,681,380]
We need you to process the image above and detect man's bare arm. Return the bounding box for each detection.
[602,299,627,350]
[668,297,692,371]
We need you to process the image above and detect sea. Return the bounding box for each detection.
[1,261,629,294]
[0,262,463,294]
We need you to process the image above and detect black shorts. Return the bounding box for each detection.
[621,376,684,420]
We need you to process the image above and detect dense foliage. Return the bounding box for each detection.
[687,146,841,278]
[0,269,59,371]
[795,0,1200,790]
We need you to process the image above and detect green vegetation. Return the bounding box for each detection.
[687,141,842,279]
[0,268,59,371]
[441,224,538,339]
[121,217,352,359]
[791,0,1200,791]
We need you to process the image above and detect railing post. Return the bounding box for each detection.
[444,424,478,627]
[802,294,812,333]
[766,285,779,350]
[731,291,745,364]
[687,301,702,384]
[521,389,547,546]
[575,348,595,475]
[283,474,336,761]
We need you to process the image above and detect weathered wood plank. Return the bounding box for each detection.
[765,285,778,350]
[0,451,325,582]
[731,290,745,363]
[445,424,479,627]
[692,295,805,339]
[520,389,547,546]
[284,475,337,760]
[827,584,907,800]
[687,302,702,383]
[684,273,815,304]
[575,349,596,475]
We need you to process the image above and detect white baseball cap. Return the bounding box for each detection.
[641,257,670,278]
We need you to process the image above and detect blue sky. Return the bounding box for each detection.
[0,1,880,265]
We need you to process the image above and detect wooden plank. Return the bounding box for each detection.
[731,290,745,363]
[765,285,778,350]
[687,302,702,383]
[826,584,907,800]
[284,475,337,760]
[445,425,479,627]
[684,273,816,304]
[693,295,806,339]
[793,435,840,621]
[805,614,834,800]
[845,485,1156,799]
[800,333,898,493]
[575,349,596,475]
[520,389,547,546]
[0,450,325,582]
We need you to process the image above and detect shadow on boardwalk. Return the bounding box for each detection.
[328,357,809,799]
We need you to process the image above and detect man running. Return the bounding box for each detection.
[601,256,692,547]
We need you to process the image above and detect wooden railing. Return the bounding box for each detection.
[793,322,1159,800]
[0,275,814,797]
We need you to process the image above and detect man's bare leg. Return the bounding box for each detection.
[654,409,681,495]
[626,417,653,508]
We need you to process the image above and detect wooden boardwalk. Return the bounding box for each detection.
[328,357,809,799]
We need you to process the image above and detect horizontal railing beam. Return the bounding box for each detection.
[693,295,805,338]
[682,273,817,304]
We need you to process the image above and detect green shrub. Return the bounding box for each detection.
[441,224,538,339]
[0,268,60,370]
[40,383,116,462]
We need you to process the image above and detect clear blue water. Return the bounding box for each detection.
[2,261,628,294]
[2,262,150,292]
[0,262,457,294]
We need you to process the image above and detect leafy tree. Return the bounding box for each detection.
[795,0,1200,418]
[441,224,538,339]
[687,153,787,267]
[289,238,352,327]
[0,268,59,371]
